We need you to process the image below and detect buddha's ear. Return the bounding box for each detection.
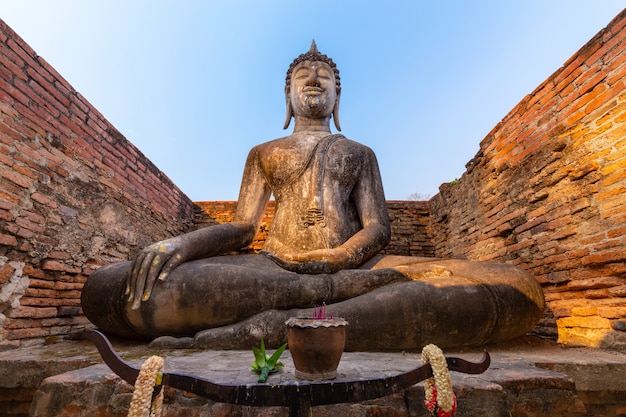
[333,92,341,131]
[283,95,293,130]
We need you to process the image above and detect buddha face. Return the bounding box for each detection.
[289,60,338,119]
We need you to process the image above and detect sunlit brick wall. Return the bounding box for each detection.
[429,9,626,349]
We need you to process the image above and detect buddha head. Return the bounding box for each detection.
[284,40,341,131]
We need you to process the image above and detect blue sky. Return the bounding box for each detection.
[2,2,624,201]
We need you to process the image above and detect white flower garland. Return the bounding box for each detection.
[422,344,456,416]
[127,355,164,417]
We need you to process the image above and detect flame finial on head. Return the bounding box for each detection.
[309,39,319,54]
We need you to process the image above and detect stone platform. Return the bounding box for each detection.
[2,335,626,417]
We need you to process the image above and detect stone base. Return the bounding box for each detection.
[2,335,626,417]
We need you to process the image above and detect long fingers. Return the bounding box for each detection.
[131,251,157,310]
[261,250,295,268]
[158,253,183,281]
[141,254,164,304]
[126,251,147,301]
[141,252,183,303]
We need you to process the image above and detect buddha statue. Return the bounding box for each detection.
[81,41,544,351]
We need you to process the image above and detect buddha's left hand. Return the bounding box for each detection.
[263,247,356,274]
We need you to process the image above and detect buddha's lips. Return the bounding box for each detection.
[303,87,323,94]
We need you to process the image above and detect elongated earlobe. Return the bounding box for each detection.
[283,96,293,130]
[333,94,341,131]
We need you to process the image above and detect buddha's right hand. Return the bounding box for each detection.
[125,238,186,310]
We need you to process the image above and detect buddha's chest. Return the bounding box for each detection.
[259,138,361,190]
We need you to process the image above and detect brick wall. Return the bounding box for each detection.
[429,10,626,348]
[384,201,435,257]
[0,19,195,348]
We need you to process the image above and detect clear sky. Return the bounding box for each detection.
[2,2,624,201]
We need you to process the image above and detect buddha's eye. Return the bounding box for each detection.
[317,69,332,79]
[294,69,310,79]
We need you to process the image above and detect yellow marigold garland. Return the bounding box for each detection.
[421,344,457,417]
[127,355,164,417]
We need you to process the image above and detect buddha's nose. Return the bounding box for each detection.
[306,71,320,86]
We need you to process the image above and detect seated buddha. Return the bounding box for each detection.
[81,41,544,351]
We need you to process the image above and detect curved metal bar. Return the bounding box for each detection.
[87,329,489,413]
[86,330,139,386]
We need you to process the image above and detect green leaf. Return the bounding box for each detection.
[266,343,288,369]
[252,340,267,369]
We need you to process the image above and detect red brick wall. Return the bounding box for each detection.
[0,19,194,348]
[384,201,434,257]
[429,10,626,348]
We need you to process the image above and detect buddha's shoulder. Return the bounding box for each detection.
[249,134,375,159]
[253,135,292,151]
[245,137,286,160]
[333,136,372,151]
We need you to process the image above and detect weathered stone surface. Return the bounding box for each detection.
[0,341,98,388]
[0,341,100,417]
[30,364,134,417]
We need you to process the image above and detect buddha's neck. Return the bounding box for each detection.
[292,117,332,133]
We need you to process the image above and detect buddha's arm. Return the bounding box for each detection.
[233,146,272,228]
[340,147,391,264]
[127,147,270,309]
